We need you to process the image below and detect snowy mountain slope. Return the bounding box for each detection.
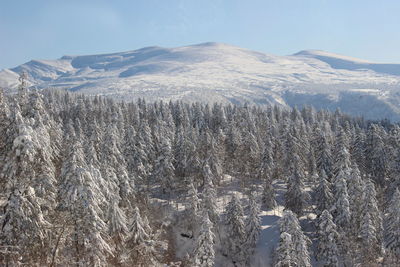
[1,42,400,120]
[294,50,400,76]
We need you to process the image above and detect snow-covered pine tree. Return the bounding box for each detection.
[152,135,175,196]
[173,125,190,180]
[332,143,351,184]
[186,181,201,237]
[360,178,383,245]
[124,125,139,178]
[210,102,226,133]
[190,212,215,267]
[0,187,50,265]
[107,199,128,265]
[307,149,318,182]
[316,210,340,267]
[350,128,366,173]
[29,112,58,209]
[225,119,241,172]
[102,124,134,207]
[207,136,223,185]
[384,188,400,260]
[279,210,311,267]
[316,132,333,179]
[365,124,387,186]
[126,207,158,266]
[132,124,152,190]
[262,178,277,210]
[244,191,261,264]
[359,211,380,264]
[239,129,260,181]
[202,164,219,225]
[330,170,351,230]
[274,232,295,267]
[2,109,37,192]
[185,127,202,183]
[17,72,29,112]
[314,169,333,216]
[57,139,111,266]
[224,194,246,265]
[259,138,277,210]
[388,145,400,195]
[86,117,103,156]
[0,88,10,184]
[137,118,155,166]
[259,137,274,181]
[332,128,351,179]
[283,128,303,176]
[285,156,310,216]
[347,164,365,236]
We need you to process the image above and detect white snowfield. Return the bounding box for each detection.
[1,42,400,120]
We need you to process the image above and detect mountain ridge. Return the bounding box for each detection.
[1,42,400,120]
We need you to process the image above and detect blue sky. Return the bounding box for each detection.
[1,0,400,69]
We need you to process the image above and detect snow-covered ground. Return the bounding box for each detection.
[252,182,286,267]
[169,174,291,267]
[2,42,400,120]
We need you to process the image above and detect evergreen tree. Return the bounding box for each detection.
[132,125,152,189]
[279,210,311,267]
[17,71,29,111]
[360,212,380,264]
[316,210,340,267]
[332,128,351,179]
[0,187,50,265]
[2,110,37,192]
[262,178,277,210]
[186,181,201,237]
[314,170,333,216]
[285,156,310,216]
[107,199,128,265]
[350,129,366,173]
[207,136,223,185]
[384,188,400,258]
[360,179,383,245]
[347,164,364,235]
[275,232,295,267]
[225,120,241,172]
[0,88,10,183]
[190,212,215,267]
[316,132,333,178]
[259,137,274,181]
[126,207,158,266]
[224,194,246,265]
[259,139,277,210]
[365,124,387,186]
[245,192,261,261]
[239,130,260,180]
[137,118,155,169]
[330,171,351,230]
[202,164,219,225]
[101,124,134,206]
[152,136,175,195]
[57,140,111,266]
[307,149,318,182]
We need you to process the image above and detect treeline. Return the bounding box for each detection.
[0,82,399,266]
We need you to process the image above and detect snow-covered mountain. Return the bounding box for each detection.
[1,42,400,121]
